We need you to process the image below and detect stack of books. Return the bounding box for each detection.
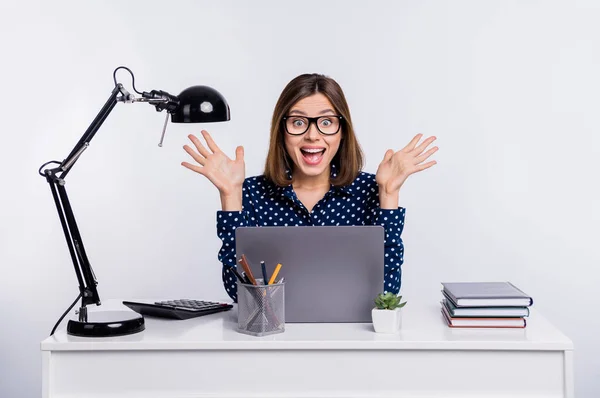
[440,281,533,328]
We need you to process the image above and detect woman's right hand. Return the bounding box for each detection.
[182,130,245,209]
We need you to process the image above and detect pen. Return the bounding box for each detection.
[239,255,257,285]
[231,267,245,283]
[268,263,282,285]
[261,261,269,285]
[240,271,251,285]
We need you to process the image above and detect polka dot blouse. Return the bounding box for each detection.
[216,165,406,302]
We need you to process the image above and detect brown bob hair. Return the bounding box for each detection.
[263,73,364,187]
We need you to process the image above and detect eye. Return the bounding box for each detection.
[292,119,305,127]
[320,118,332,127]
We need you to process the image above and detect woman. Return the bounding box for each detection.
[182,74,438,302]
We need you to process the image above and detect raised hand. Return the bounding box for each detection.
[376,133,438,195]
[181,130,245,198]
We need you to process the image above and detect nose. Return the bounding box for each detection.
[304,120,320,141]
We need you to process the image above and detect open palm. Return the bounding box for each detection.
[376,133,438,195]
[181,130,245,196]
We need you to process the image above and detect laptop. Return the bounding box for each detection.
[235,225,385,323]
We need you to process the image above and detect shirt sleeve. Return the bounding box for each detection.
[365,182,406,295]
[374,207,405,295]
[216,180,257,302]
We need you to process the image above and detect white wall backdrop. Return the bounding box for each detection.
[1,0,599,397]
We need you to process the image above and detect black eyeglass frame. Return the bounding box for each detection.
[282,115,344,136]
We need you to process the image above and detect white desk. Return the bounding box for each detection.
[41,299,574,398]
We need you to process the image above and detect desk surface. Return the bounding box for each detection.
[41,299,573,352]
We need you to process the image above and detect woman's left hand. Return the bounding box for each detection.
[376,133,438,196]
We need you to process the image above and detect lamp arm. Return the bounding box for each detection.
[60,84,124,178]
[44,170,100,311]
[41,84,127,315]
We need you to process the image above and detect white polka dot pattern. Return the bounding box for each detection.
[216,168,405,302]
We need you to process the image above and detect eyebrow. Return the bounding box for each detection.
[288,108,336,116]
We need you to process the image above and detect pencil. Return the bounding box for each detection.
[268,263,282,285]
[239,255,257,285]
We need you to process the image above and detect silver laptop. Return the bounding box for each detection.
[235,225,384,323]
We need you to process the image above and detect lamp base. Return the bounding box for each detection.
[67,310,145,337]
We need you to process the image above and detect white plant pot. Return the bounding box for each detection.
[371,308,402,333]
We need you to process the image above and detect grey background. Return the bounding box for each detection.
[0,0,598,396]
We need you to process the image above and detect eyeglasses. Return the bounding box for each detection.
[282,115,343,136]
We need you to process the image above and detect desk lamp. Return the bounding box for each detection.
[39,66,230,337]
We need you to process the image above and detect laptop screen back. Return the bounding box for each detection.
[235,225,385,323]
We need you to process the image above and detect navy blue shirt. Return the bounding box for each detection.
[216,165,406,302]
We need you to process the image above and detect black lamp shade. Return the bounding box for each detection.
[171,85,230,123]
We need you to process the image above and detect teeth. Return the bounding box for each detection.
[302,148,325,153]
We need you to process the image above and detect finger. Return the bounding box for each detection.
[188,134,210,158]
[412,136,437,155]
[235,146,244,162]
[183,144,206,166]
[402,133,423,152]
[181,161,206,175]
[382,149,394,163]
[415,160,437,172]
[201,130,222,154]
[415,146,438,164]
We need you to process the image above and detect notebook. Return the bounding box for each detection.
[441,304,526,328]
[441,281,533,307]
[441,298,530,318]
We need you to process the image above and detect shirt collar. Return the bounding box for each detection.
[330,163,355,196]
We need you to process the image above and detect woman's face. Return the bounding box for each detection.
[284,93,342,180]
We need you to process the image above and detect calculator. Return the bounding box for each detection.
[122,299,233,320]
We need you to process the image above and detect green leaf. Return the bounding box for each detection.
[374,292,408,310]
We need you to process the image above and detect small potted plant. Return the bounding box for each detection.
[372,292,407,333]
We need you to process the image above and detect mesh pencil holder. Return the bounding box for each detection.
[237,280,285,336]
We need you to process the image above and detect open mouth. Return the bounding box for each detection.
[300,148,326,166]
